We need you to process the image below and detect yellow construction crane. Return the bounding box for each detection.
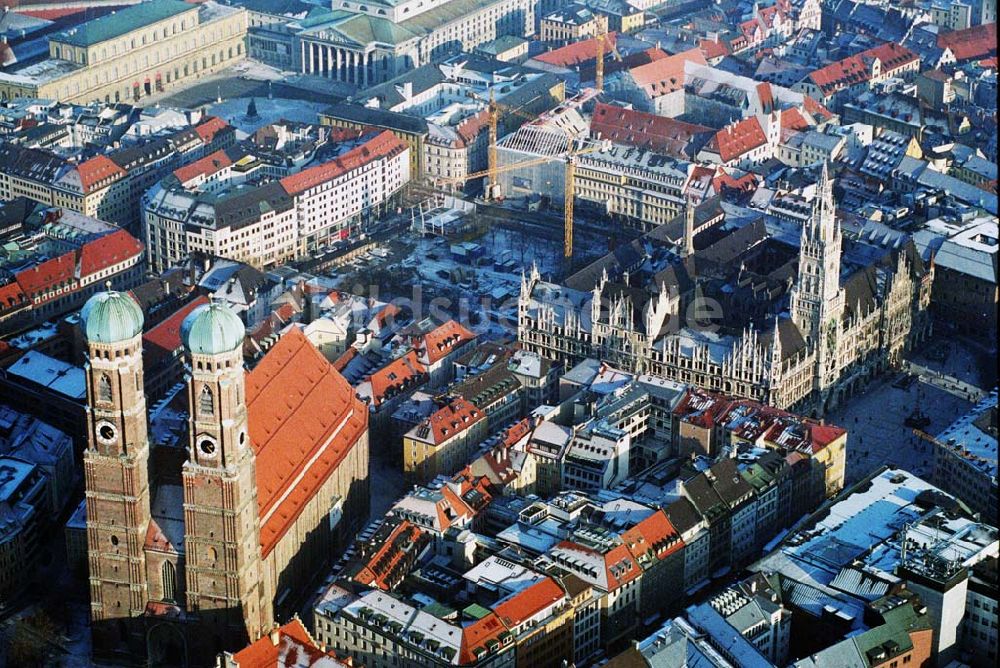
[441,133,606,263]
[479,90,549,202]
[595,32,606,93]
[486,89,500,200]
[564,155,577,260]
[464,88,610,264]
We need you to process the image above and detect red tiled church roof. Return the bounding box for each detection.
[246,328,368,556]
[756,82,775,113]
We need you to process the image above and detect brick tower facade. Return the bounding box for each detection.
[82,293,151,656]
[181,306,271,652]
[80,292,370,666]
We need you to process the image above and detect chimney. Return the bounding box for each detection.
[269,626,281,646]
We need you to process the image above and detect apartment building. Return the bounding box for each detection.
[0,225,144,335]
[930,390,998,519]
[540,4,608,45]
[0,115,233,230]
[143,130,410,272]
[917,216,998,343]
[404,400,488,484]
[315,587,516,667]
[794,42,920,109]
[562,421,630,491]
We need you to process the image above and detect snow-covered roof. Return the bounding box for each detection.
[4,350,85,400]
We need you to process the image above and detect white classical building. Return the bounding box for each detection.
[294,0,536,86]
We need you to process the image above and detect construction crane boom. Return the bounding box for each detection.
[440,142,603,185]
[473,88,553,202]
[440,140,605,264]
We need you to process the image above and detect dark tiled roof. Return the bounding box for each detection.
[213,181,294,231]
[682,474,727,519]
[707,458,754,507]
[761,318,807,361]
[664,497,703,534]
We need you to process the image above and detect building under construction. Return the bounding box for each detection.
[497,123,576,205]
[497,111,698,231]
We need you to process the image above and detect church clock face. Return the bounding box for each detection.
[198,436,217,458]
[96,421,117,444]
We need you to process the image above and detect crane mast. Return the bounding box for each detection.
[596,32,605,93]
[564,157,576,262]
[486,89,500,201]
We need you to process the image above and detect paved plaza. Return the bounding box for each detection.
[831,333,991,484]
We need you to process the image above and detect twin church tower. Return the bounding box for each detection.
[80,291,370,665]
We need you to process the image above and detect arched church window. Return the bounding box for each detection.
[162,561,177,603]
[199,386,213,415]
[98,374,112,403]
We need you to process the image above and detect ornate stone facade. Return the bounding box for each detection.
[518,168,932,414]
